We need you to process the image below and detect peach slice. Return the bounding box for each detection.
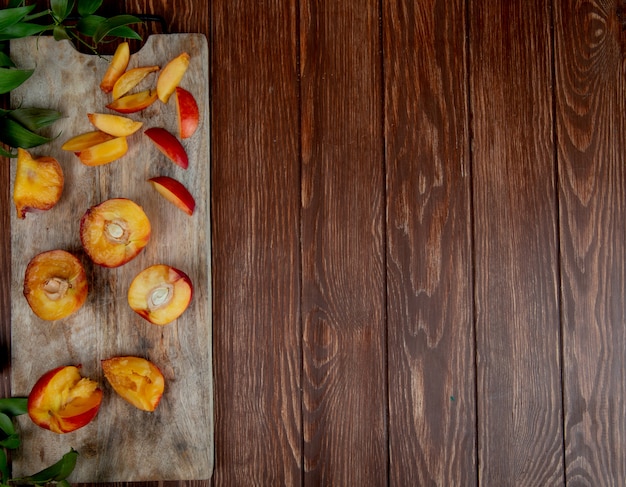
[28,365,102,434]
[107,89,158,114]
[100,41,130,94]
[144,127,188,169]
[148,176,195,216]
[128,264,193,325]
[23,250,88,321]
[157,52,190,103]
[13,148,64,220]
[61,130,115,151]
[88,113,143,137]
[75,136,128,166]
[112,65,160,100]
[80,198,151,268]
[175,87,199,139]
[102,356,165,412]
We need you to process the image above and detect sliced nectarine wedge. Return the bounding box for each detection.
[175,87,199,139]
[88,113,143,137]
[102,356,165,412]
[61,130,115,151]
[157,52,190,103]
[23,249,88,321]
[100,41,130,94]
[80,198,151,268]
[75,136,128,166]
[107,89,158,114]
[144,127,188,169]
[128,264,193,325]
[148,176,195,216]
[13,148,64,219]
[112,65,160,100]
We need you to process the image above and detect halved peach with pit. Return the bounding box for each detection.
[102,356,165,412]
[13,148,64,220]
[128,264,193,325]
[80,198,151,268]
[23,249,88,321]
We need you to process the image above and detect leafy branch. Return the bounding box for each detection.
[0,398,78,486]
[0,0,143,157]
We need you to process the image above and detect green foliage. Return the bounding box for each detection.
[0,1,143,155]
[0,398,78,486]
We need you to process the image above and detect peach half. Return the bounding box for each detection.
[23,250,88,321]
[102,356,165,412]
[157,52,190,103]
[175,87,199,139]
[80,198,151,268]
[13,147,64,220]
[28,365,102,434]
[128,264,193,325]
[144,127,188,169]
[107,89,158,114]
[148,176,195,216]
[100,41,130,93]
[112,65,160,100]
[88,113,143,137]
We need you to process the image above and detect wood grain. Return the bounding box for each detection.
[555,0,626,484]
[211,1,303,485]
[299,1,387,485]
[383,0,476,484]
[470,0,564,484]
[9,35,212,482]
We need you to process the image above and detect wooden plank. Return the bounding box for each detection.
[299,1,387,485]
[210,1,303,485]
[469,1,565,484]
[9,35,212,482]
[382,0,476,484]
[555,1,626,483]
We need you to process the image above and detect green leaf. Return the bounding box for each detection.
[0,145,16,158]
[0,397,27,416]
[0,433,20,449]
[51,0,74,23]
[92,14,142,45]
[0,413,14,436]
[0,117,53,148]
[53,24,71,41]
[108,25,142,41]
[14,448,78,483]
[77,0,102,17]
[0,67,33,94]
[0,52,14,68]
[10,107,64,131]
[0,5,34,32]
[0,22,52,41]
[0,448,8,483]
[74,13,104,36]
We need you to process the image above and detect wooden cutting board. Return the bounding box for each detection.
[9,34,213,481]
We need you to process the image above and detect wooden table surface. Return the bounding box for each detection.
[2,0,626,485]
